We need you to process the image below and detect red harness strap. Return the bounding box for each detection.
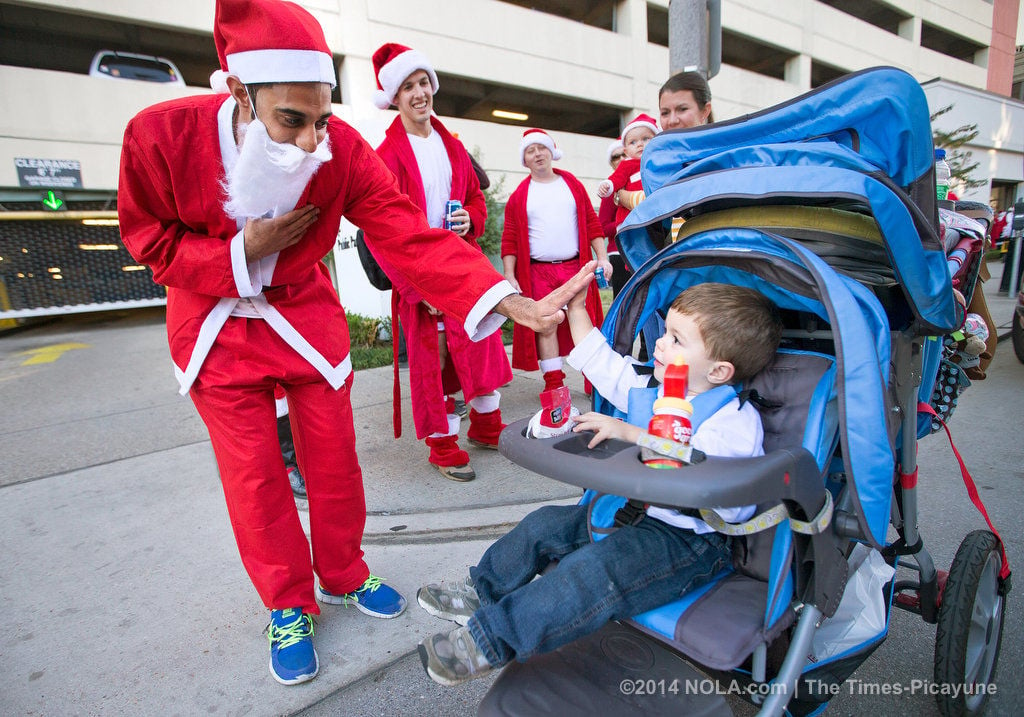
[917,402,1011,581]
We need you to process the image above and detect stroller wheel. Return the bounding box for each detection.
[1011,307,1024,364]
[933,530,1006,717]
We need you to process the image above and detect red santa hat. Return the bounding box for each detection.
[209,0,336,93]
[621,113,659,142]
[607,137,624,164]
[519,128,563,166]
[372,43,440,109]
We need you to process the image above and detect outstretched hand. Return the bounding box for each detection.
[495,260,597,333]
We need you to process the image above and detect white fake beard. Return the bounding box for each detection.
[223,118,332,221]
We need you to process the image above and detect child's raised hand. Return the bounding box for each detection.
[572,411,642,449]
[596,179,613,198]
[566,281,588,312]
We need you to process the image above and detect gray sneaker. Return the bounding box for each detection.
[418,626,493,686]
[416,578,480,626]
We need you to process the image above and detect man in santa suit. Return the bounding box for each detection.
[366,43,512,483]
[501,129,611,391]
[118,0,593,686]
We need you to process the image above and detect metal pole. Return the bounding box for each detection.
[668,0,721,78]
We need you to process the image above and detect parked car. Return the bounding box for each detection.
[88,50,184,86]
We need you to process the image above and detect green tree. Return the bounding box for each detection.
[931,104,985,190]
[471,148,506,257]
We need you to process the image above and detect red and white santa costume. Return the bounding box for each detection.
[367,45,511,455]
[603,114,659,229]
[117,0,513,613]
[501,131,604,379]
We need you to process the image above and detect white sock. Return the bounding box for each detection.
[538,358,563,374]
[469,391,500,414]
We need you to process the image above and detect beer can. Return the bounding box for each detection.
[444,199,463,231]
[595,266,609,289]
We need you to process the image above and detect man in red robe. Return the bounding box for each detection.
[501,129,610,390]
[366,43,512,482]
[118,0,592,686]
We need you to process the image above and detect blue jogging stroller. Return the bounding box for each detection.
[486,67,1010,717]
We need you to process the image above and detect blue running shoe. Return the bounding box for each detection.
[316,575,407,618]
[267,608,318,685]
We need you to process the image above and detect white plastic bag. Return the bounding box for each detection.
[808,544,895,662]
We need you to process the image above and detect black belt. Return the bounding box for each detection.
[531,256,579,265]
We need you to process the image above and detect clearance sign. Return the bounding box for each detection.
[15,157,83,189]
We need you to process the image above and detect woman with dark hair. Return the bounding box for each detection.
[658,71,713,129]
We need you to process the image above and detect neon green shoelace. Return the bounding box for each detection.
[344,574,383,606]
[268,611,314,650]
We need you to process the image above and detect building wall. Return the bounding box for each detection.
[1,0,1009,195]
[924,78,1024,204]
[988,0,1021,94]
[2,0,1020,316]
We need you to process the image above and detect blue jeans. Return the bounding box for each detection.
[467,504,730,667]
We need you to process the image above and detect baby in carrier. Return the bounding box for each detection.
[596,113,659,229]
[415,282,782,686]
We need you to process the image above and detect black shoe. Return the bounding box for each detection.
[287,464,307,499]
[453,399,468,418]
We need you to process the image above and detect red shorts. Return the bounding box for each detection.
[529,259,579,357]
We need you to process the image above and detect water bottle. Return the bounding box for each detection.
[935,149,951,202]
[641,358,692,469]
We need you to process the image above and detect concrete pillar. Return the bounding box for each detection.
[784,54,811,92]
[338,56,381,124]
[617,0,652,121]
[669,0,707,75]
[897,16,920,43]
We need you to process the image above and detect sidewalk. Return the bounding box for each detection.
[0,349,588,716]
[2,265,1017,717]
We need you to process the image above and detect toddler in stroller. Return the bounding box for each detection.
[463,66,1009,717]
[416,282,783,685]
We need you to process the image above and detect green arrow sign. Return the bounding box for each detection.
[42,190,65,211]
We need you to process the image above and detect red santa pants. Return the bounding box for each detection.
[189,317,369,613]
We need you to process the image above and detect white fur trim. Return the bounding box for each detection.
[372,89,392,110]
[621,117,659,143]
[469,391,500,414]
[226,48,336,88]
[210,69,231,94]
[520,132,563,166]
[375,49,438,108]
[538,357,564,373]
[606,138,624,163]
[464,281,516,340]
[230,229,262,298]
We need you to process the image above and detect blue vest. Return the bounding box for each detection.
[585,383,738,541]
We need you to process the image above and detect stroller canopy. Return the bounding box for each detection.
[620,66,958,335]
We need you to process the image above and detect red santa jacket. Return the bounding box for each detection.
[500,169,604,371]
[118,94,505,394]
[606,157,643,228]
[371,116,511,438]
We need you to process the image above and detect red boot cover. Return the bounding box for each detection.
[426,434,470,467]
